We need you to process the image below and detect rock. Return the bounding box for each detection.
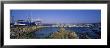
[49,28,79,39]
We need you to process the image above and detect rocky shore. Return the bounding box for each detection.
[10,25,43,39]
[49,27,79,39]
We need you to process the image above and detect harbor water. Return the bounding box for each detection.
[34,27,101,39]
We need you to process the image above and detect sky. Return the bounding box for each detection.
[10,10,101,24]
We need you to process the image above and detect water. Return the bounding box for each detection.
[34,27,101,39]
[34,27,59,38]
[65,27,101,39]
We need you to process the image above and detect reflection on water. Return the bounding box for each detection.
[35,27,59,38]
[34,27,101,39]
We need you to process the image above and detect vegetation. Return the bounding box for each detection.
[48,27,79,39]
[10,25,43,39]
[10,26,99,39]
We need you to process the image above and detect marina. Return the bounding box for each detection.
[10,23,101,39]
[10,10,101,39]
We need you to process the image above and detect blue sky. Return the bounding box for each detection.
[10,10,101,24]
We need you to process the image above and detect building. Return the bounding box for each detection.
[14,20,30,25]
[35,21,42,25]
[34,18,42,25]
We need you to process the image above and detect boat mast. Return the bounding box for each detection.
[11,15,14,24]
[26,11,31,26]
